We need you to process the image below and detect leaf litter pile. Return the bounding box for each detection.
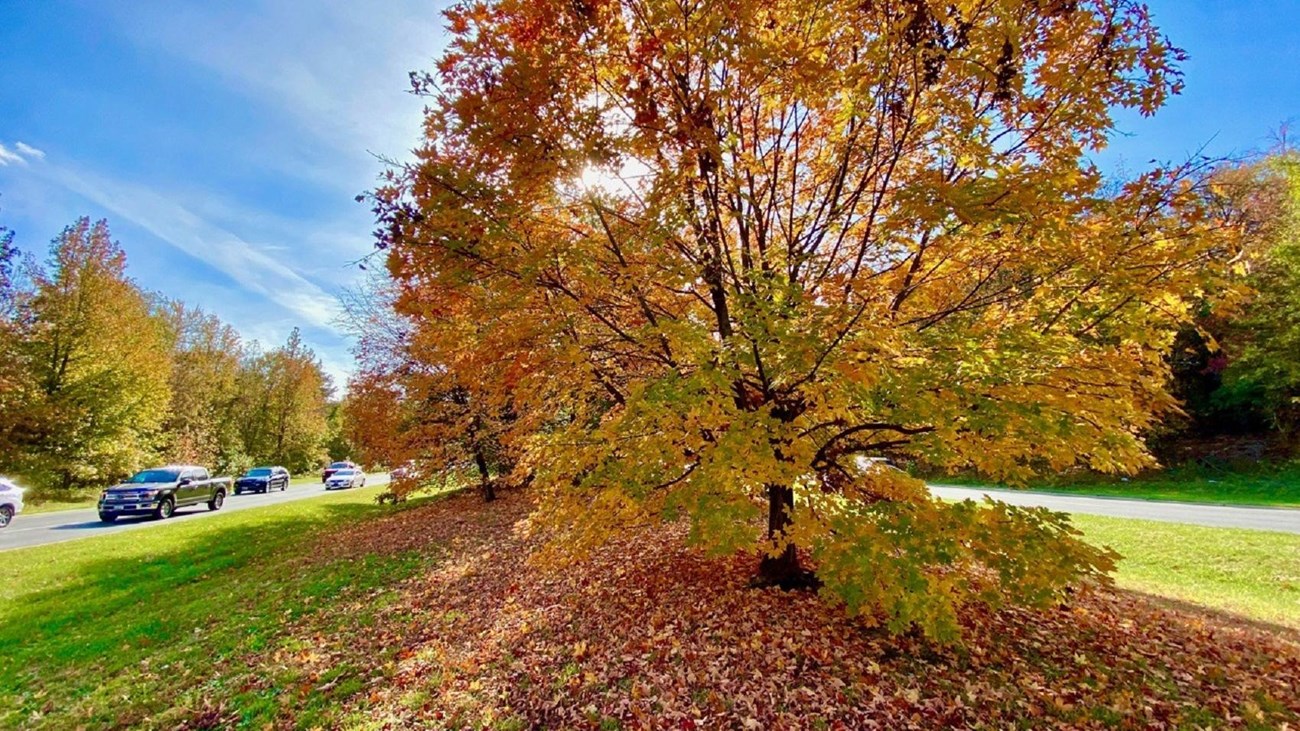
[227,491,1298,729]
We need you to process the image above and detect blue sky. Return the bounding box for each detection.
[0,0,441,388]
[0,1,1297,390]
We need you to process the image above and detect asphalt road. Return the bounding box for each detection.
[6,476,1293,551]
[930,484,1300,534]
[0,473,390,552]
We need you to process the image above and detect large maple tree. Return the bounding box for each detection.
[373,0,1250,637]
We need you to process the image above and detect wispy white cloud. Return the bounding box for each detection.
[182,191,383,278]
[14,142,45,161]
[100,0,438,185]
[37,161,341,330]
[0,141,45,166]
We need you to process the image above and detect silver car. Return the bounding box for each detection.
[324,468,365,490]
[0,477,25,528]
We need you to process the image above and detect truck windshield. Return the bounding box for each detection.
[246,468,272,476]
[128,469,180,483]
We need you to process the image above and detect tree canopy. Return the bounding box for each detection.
[373,0,1254,638]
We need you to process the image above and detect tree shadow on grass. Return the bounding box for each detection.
[1121,587,1300,639]
[50,515,158,530]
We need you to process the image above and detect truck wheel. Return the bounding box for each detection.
[154,497,175,520]
[0,505,12,528]
[98,513,117,523]
[208,490,225,511]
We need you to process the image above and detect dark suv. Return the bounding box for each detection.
[234,466,290,494]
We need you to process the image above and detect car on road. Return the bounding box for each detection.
[0,477,24,529]
[234,466,290,494]
[322,460,357,483]
[98,465,231,522]
[324,467,365,490]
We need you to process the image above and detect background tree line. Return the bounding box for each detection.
[1162,148,1300,459]
[0,216,347,494]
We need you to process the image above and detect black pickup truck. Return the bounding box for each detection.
[98,465,231,522]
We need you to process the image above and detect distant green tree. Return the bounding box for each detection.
[235,329,331,472]
[1221,152,1300,438]
[16,219,173,489]
[322,401,352,463]
[158,301,250,474]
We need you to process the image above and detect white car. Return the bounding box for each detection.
[0,477,25,528]
[324,468,365,490]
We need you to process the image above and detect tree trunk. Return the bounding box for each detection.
[474,446,495,502]
[756,482,815,589]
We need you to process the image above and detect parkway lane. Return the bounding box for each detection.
[929,484,1300,534]
[0,473,390,552]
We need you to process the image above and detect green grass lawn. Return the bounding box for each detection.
[0,484,443,730]
[1075,514,1300,629]
[939,461,1300,508]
